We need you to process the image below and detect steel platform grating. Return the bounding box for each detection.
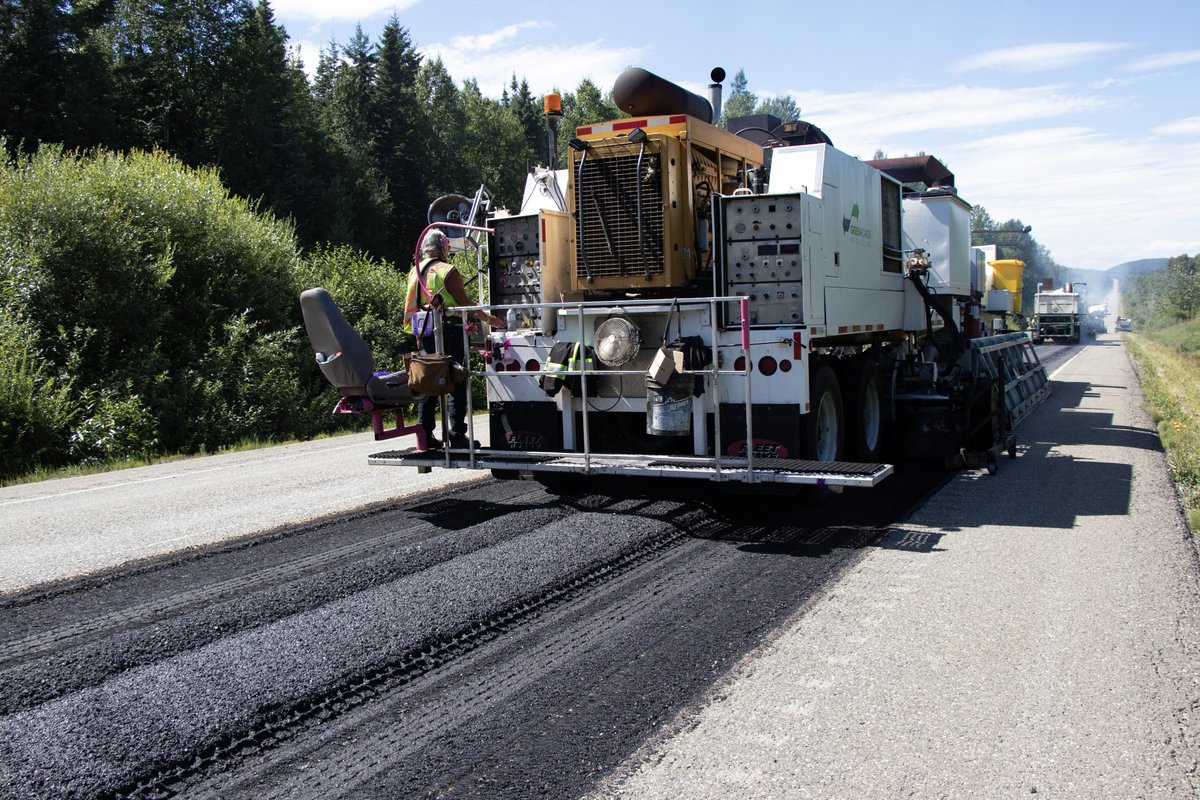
[369,448,893,488]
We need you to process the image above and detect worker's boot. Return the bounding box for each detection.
[449,432,479,449]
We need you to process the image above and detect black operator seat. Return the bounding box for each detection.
[300,287,417,407]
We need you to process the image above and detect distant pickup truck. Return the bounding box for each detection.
[1116,317,1133,331]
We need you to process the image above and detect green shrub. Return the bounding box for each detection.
[181,311,312,449]
[69,383,159,464]
[0,145,306,459]
[1128,333,1200,533]
[1,145,473,477]
[0,311,78,477]
[296,243,414,367]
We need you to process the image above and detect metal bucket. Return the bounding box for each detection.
[646,374,692,436]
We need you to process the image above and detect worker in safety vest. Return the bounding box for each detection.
[404,229,504,449]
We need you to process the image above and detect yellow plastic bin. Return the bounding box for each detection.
[990,259,1025,314]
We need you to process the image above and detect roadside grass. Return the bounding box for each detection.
[1126,321,1200,532]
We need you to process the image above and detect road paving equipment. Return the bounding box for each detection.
[306,67,1050,488]
[1032,286,1082,343]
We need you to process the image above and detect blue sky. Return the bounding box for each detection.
[271,0,1200,272]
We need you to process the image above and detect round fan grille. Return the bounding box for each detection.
[595,317,641,367]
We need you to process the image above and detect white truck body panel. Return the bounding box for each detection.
[903,191,973,297]
[516,168,569,214]
[972,245,998,296]
[1035,291,1081,315]
[755,145,913,337]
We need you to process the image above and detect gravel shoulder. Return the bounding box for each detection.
[603,334,1200,798]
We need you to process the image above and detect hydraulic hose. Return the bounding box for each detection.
[906,269,964,368]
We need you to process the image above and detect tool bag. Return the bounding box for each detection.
[404,352,463,396]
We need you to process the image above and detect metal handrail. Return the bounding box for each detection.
[451,293,759,481]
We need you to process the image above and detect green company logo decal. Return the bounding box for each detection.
[842,203,871,240]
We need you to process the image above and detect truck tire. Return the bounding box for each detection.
[803,364,844,462]
[842,357,885,462]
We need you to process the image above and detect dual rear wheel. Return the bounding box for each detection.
[803,358,886,463]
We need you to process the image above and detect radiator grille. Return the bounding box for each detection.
[575,151,664,279]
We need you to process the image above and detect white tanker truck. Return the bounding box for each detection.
[303,67,1050,490]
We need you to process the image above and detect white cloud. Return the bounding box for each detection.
[269,0,419,23]
[425,38,646,98]
[1124,49,1200,72]
[1088,74,1153,90]
[759,82,1189,268]
[953,41,1133,74]
[285,17,644,96]
[771,80,1199,268]
[446,22,549,53]
[786,84,1114,159]
[1154,116,1200,136]
[948,127,1200,269]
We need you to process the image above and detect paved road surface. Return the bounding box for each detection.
[1,332,1197,798]
[0,421,489,593]
[600,334,1200,797]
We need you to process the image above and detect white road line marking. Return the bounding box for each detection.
[1050,350,1086,380]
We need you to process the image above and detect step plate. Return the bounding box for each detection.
[368,448,893,488]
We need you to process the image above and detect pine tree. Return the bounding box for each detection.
[371,16,427,263]
[0,0,117,154]
[419,56,468,199]
[460,79,532,211]
[313,25,391,256]
[507,74,545,166]
[718,68,756,127]
[108,0,247,161]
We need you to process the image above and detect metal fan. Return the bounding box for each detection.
[594,316,642,367]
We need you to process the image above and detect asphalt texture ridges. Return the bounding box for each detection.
[5,333,1188,799]
[0,462,946,799]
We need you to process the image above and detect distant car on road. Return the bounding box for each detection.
[1116,317,1133,331]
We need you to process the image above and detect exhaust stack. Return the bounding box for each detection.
[708,67,725,123]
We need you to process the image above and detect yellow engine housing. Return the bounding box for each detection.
[567,114,763,292]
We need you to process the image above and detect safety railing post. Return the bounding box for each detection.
[741,297,753,481]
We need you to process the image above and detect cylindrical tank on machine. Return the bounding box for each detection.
[612,67,713,123]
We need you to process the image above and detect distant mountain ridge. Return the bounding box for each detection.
[1068,257,1169,289]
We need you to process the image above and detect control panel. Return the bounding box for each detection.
[718,194,805,326]
[489,214,542,328]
